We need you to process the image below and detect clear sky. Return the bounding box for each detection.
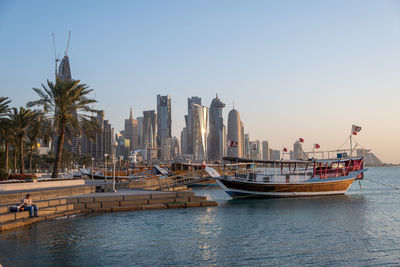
[1,0,400,163]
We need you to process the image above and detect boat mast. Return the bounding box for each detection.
[350,133,352,157]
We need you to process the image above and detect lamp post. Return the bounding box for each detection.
[104,153,108,182]
[112,141,118,192]
[91,157,94,180]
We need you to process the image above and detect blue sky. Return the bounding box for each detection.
[1,0,400,162]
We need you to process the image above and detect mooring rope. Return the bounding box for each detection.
[363,178,400,190]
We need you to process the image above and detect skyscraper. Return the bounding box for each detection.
[58,55,72,81]
[249,140,261,159]
[115,132,130,160]
[223,125,227,157]
[192,103,208,161]
[137,116,143,148]
[143,110,157,149]
[270,149,281,160]
[244,133,250,158]
[262,141,270,160]
[180,127,187,154]
[208,94,226,161]
[293,140,308,160]
[240,121,245,158]
[227,108,242,158]
[171,136,180,156]
[124,108,138,152]
[81,110,114,161]
[157,95,172,159]
[185,97,201,154]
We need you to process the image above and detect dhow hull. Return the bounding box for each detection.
[216,177,357,199]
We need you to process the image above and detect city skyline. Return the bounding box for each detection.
[1,0,400,163]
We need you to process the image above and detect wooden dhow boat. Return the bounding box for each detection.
[206,155,366,199]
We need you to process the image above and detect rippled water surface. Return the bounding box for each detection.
[1,167,400,266]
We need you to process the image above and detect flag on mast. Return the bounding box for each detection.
[283,147,288,152]
[352,125,362,135]
[314,144,320,149]
[299,138,304,143]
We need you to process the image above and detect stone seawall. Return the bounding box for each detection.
[0,190,218,232]
[69,191,217,213]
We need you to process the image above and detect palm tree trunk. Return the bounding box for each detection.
[29,149,33,174]
[4,141,9,171]
[19,135,24,174]
[52,123,65,178]
[13,148,17,173]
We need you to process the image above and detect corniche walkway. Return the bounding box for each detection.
[0,185,218,232]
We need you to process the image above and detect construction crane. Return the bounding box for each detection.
[51,32,60,79]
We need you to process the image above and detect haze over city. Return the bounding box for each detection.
[1,0,400,163]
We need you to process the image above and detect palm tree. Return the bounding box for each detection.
[0,123,13,172]
[26,111,52,173]
[28,78,100,178]
[0,97,11,171]
[8,107,38,174]
[0,97,10,117]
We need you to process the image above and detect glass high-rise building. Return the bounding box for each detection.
[208,94,226,161]
[143,110,157,149]
[192,103,208,161]
[124,108,138,152]
[58,55,71,81]
[157,95,172,158]
[137,116,143,148]
[262,140,270,160]
[81,110,114,161]
[185,97,201,154]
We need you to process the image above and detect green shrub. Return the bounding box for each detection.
[0,169,9,180]
[8,174,37,181]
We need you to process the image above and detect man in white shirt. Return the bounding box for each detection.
[18,194,38,218]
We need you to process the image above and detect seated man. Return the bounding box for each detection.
[18,194,38,218]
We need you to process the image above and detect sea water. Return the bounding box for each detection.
[0,167,400,266]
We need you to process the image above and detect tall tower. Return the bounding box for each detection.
[293,140,308,160]
[262,141,270,160]
[124,108,138,152]
[58,56,71,81]
[80,110,114,161]
[244,133,250,158]
[58,31,72,81]
[185,97,201,154]
[240,121,245,158]
[157,94,172,147]
[192,104,208,161]
[227,108,242,158]
[143,110,157,149]
[208,94,226,161]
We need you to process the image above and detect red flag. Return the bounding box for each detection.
[314,144,320,149]
[201,162,206,169]
[352,125,361,133]
[229,141,238,147]
[299,138,304,143]
[352,131,357,135]
[283,147,288,152]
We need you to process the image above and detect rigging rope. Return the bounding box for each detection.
[337,135,350,151]
[363,178,400,190]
